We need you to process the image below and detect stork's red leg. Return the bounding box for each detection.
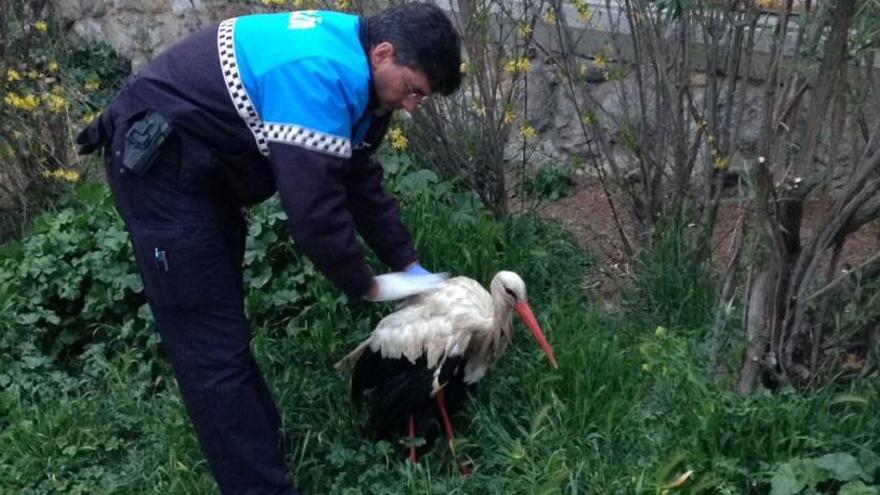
[408,414,417,463]
[435,388,455,440]
[435,388,473,477]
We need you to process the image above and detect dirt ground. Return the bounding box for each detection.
[528,175,880,301]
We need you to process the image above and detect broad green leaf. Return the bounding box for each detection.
[840,481,880,495]
[770,463,806,495]
[815,453,864,482]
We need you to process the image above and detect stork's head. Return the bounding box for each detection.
[491,271,559,368]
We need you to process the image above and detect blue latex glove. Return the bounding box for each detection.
[405,263,432,276]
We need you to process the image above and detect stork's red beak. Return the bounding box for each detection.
[515,301,558,368]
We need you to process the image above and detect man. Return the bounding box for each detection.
[77,3,461,493]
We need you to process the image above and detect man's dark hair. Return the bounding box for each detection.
[368,2,462,96]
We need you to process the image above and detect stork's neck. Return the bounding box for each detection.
[493,296,515,334]
[472,295,514,357]
[462,294,515,384]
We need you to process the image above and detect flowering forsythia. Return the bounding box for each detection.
[504,57,531,75]
[42,169,82,182]
[520,124,537,139]
[389,127,409,151]
[572,0,594,22]
[4,93,41,111]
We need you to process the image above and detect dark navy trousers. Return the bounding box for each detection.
[105,129,299,495]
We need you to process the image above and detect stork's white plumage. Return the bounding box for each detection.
[337,271,557,465]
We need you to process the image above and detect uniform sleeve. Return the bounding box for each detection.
[269,142,374,299]
[257,56,378,298]
[344,155,419,271]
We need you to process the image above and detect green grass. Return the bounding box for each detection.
[1,174,878,494]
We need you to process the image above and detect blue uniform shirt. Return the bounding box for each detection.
[225,12,373,157]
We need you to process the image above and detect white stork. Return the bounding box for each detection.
[336,271,558,464]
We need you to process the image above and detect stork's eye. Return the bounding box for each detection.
[504,287,517,299]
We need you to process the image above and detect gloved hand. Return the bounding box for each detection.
[366,264,447,302]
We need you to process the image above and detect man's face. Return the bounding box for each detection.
[370,42,432,113]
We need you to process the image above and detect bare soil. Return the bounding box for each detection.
[528,175,880,301]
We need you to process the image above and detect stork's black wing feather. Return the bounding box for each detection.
[351,348,385,405]
[350,343,486,458]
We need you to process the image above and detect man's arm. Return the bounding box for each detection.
[344,154,419,271]
[269,143,374,299]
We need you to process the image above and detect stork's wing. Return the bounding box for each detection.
[368,276,493,370]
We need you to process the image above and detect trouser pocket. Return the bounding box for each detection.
[129,220,235,308]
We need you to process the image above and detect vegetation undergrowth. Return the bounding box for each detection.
[1,160,878,494]
[1,1,130,242]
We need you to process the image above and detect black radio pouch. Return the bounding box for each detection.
[122,112,172,176]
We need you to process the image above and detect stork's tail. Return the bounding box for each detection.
[334,339,371,371]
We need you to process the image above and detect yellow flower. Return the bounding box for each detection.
[42,169,81,182]
[473,103,487,117]
[48,60,59,72]
[82,112,101,124]
[594,54,609,69]
[518,22,533,38]
[6,69,21,82]
[714,154,729,171]
[27,70,40,80]
[48,94,69,113]
[573,1,594,22]
[84,80,100,92]
[756,0,775,7]
[504,57,531,75]
[34,20,48,32]
[22,94,40,110]
[4,92,41,111]
[520,123,537,139]
[335,0,352,9]
[261,0,286,5]
[460,62,468,75]
[503,109,516,124]
[543,11,557,24]
[389,127,408,151]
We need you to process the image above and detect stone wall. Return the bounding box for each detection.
[55,0,251,70]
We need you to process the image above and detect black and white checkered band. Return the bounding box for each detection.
[264,123,351,157]
[217,18,352,158]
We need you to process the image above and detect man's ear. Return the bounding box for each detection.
[370,41,396,67]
